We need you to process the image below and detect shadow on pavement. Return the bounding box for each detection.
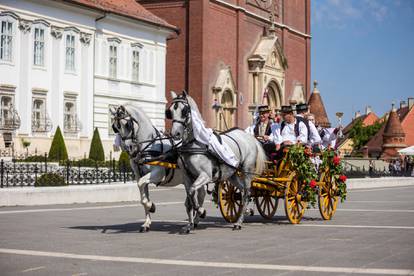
[67,214,322,234]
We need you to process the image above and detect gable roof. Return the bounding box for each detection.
[60,0,178,33]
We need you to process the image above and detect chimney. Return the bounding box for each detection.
[408,97,414,110]
[355,110,361,119]
[400,101,407,109]
[365,106,372,115]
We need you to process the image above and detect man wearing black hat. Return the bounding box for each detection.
[295,103,321,146]
[251,105,278,156]
[274,105,308,145]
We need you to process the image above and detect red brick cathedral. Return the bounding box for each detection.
[139,0,310,129]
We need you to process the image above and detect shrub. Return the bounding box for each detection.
[89,128,105,161]
[118,151,131,171]
[59,158,112,168]
[48,126,68,161]
[17,155,47,163]
[35,172,67,187]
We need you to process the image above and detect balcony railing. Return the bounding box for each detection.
[0,108,21,131]
[32,114,53,133]
[64,115,82,133]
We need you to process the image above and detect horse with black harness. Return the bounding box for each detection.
[110,104,207,232]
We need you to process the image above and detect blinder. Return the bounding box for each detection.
[165,109,172,120]
[112,124,119,134]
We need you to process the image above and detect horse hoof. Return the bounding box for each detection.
[140,226,150,233]
[249,208,255,216]
[149,203,156,213]
[199,209,207,219]
[194,223,198,229]
[232,225,242,231]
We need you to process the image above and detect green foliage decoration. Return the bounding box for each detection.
[287,145,318,207]
[48,126,68,161]
[321,149,347,202]
[89,128,105,161]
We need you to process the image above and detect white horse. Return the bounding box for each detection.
[110,104,206,232]
[167,91,267,231]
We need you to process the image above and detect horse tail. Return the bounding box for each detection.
[254,141,267,175]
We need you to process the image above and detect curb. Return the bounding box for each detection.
[0,177,413,206]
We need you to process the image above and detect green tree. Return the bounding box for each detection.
[88,128,105,161]
[48,126,68,161]
[349,120,383,151]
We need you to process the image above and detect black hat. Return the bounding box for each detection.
[296,103,308,113]
[258,105,271,113]
[281,105,294,113]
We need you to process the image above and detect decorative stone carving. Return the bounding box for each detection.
[107,37,121,44]
[80,32,92,45]
[50,26,63,39]
[18,19,32,33]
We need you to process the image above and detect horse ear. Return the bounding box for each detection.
[170,91,178,99]
[182,90,188,98]
[109,106,117,115]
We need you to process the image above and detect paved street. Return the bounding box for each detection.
[1,184,414,276]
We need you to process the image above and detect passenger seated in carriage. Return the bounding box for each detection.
[305,113,341,150]
[295,103,321,147]
[247,105,278,158]
[271,105,309,161]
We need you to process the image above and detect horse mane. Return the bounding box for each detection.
[123,103,152,126]
[186,95,205,123]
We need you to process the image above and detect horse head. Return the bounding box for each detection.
[167,91,192,141]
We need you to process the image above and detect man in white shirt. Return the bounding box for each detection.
[274,105,308,146]
[296,103,321,146]
[306,114,339,149]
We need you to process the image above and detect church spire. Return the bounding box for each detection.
[308,80,331,128]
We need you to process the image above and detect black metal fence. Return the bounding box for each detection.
[0,159,135,188]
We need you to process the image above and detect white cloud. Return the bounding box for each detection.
[313,0,393,28]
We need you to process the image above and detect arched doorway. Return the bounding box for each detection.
[219,89,234,130]
[264,81,282,111]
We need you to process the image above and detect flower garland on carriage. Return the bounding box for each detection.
[287,144,347,208]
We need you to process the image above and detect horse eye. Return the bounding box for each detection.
[173,103,178,110]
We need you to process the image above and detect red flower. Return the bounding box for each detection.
[304,148,312,157]
[339,175,347,183]
[309,179,317,189]
[333,156,341,166]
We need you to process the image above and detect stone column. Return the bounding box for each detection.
[18,19,32,135]
[50,26,63,133]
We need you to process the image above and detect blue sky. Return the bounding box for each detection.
[311,0,414,126]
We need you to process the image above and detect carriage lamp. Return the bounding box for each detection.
[336,112,344,138]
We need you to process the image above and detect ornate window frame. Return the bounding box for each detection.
[0,11,19,64]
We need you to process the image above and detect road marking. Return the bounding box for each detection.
[0,201,185,215]
[296,224,414,230]
[350,186,414,192]
[308,208,414,213]
[0,248,412,275]
[21,266,46,273]
[349,200,412,203]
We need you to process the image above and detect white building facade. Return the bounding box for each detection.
[0,0,176,159]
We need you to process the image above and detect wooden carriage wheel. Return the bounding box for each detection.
[284,173,307,224]
[218,180,243,223]
[318,174,338,220]
[255,193,278,220]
